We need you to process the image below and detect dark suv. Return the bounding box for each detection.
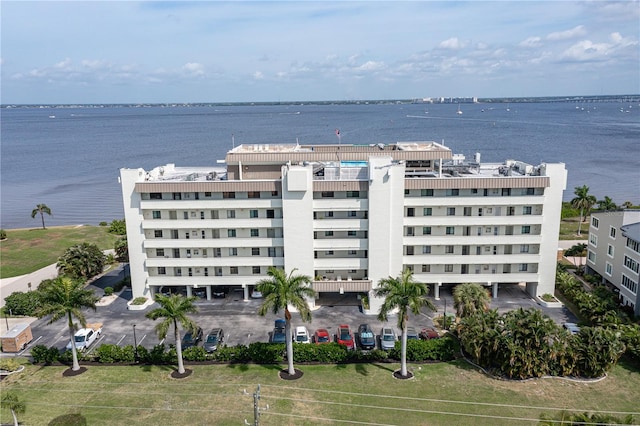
[357,324,376,350]
[181,327,203,349]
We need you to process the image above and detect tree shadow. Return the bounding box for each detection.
[369,362,395,373]
[355,363,369,376]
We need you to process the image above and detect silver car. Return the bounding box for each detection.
[203,328,224,352]
[380,327,396,351]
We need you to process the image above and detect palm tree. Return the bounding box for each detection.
[622,201,634,209]
[453,283,491,318]
[596,196,617,211]
[255,266,314,376]
[1,392,26,426]
[57,242,107,280]
[31,203,52,229]
[570,185,596,236]
[36,276,98,372]
[146,294,198,375]
[374,269,436,378]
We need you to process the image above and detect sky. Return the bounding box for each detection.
[1,1,639,104]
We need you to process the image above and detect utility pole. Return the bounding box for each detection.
[253,384,261,426]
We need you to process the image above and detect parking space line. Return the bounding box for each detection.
[18,336,43,356]
[138,335,147,345]
[116,334,126,346]
[159,338,165,345]
[86,335,105,355]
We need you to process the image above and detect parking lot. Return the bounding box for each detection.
[4,266,578,357]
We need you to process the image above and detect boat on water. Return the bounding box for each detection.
[456,104,463,115]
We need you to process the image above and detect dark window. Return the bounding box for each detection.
[223,192,235,199]
[150,193,162,200]
[154,230,163,238]
[248,191,261,199]
[266,210,275,218]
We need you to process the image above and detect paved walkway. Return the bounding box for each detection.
[0,264,59,309]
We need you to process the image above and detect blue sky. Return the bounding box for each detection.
[2,1,639,104]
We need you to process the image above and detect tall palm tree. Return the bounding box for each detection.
[1,392,26,426]
[374,269,436,378]
[146,294,198,375]
[453,283,491,318]
[570,185,596,236]
[596,196,617,211]
[31,203,52,229]
[36,276,98,371]
[255,266,314,376]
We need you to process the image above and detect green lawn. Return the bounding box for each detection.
[1,360,638,425]
[559,217,589,241]
[0,226,119,278]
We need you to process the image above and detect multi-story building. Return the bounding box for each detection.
[120,141,567,313]
[586,210,640,316]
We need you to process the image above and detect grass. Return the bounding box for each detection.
[1,360,638,425]
[559,216,589,241]
[0,226,119,278]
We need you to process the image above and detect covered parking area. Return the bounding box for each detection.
[313,279,372,307]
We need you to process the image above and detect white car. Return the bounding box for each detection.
[294,326,311,344]
[251,290,263,299]
[563,322,580,335]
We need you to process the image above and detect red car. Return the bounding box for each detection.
[314,328,331,344]
[336,324,355,350]
[419,327,440,340]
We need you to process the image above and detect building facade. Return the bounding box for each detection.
[120,142,567,313]
[586,210,640,316]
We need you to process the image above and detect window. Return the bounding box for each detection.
[525,187,535,195]
[267,228,276,238]
[605,262,613,276]
[154,230,163,238]
[250,210,259,218]
[521,226,531,234]
[610,227,617,239]
[214,248,221,258]
[421,264,431,272]
[406,227,414,236]
[325,231,334,237]
[229,248,237,256]
[346,191,360,198]
[624,256,639,273]
[173,192,182,200]
[446,226,455,235]
[228,229,236,238]
[252,248,260,256]
[444,264,454,272]
[502,188,511,196]
[404,189,410,195]
[248,191,260,199]
[185,232,190,239]
[463,207,472,216]
[447,207,456,216]
[607,244,614,257]
[152,210,161,219]
[188,268,193,277]
[205,192,212,197]
[627,238,640,253]
[227,210,236,219]
[590,234,598,246]
[523,206,532,215]
[588,250,596,263]
[519,263,528,272]
[507,206,515,216]
[348,211,357,217]
[250,229,259,237]
[215,268,222,276]
[230,267,238,275]
[520,244,530,253]
[158,267,166,275]
[211,210,219,219]
[324,211,333,218]
[421,189,433,197]
[268,247,277,257]
[406,246,414,256]
[271,190,279,197]
[423,208,432,216]
[150,192,162,200]
[204,268,209,276]
[223,192,235,199]
[445,245,454,254]
[253,266,261,274]
[422,246,431,254]
[348,250,357,255]
[325,250,334,256]
[591,217,599,228]
[423,226,431,235]
[200,211,205,220]
[407,208,415,217]
[201,230,206,239]
[447,189,459,196]
[321,191,334,198]
[348,230,357,237]
[175,267,182,276]
[156,249,165,257]
[621,275,638,294]
[267,210,275,218]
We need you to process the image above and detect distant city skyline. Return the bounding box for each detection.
[2,1,639,104]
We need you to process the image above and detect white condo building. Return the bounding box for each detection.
[119,141,567,313]
[586,210,640,316]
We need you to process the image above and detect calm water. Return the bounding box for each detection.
[1,102,639,229]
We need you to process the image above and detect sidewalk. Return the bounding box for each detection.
[0,264,59,309]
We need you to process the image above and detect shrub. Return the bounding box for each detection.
[2,291,41,316]
[183,346,208,361]
[31,344,60,364]
[247,342,284,364]
[541,293,557,302]
[0,229,6,240]
[99,222,108,227]
[131,297,147,305]
[389,337,458,362]
[0,358,21,372]
[108,219,127,235]
[104,287,114,296]
[95,344,135,363]
[213,345,250,363]
[58,349,77,364]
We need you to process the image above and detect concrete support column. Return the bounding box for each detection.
[491,282,498,299]
[186,286,192,297]
[243,284,249,301]
[206,285,212,301]
[434,282,441,300]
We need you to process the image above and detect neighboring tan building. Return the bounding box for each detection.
[586,210,640,316]
[119,141,567,313]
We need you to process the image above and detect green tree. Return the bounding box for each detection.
[453,283,491,318]
[108,219,127,235]
[573,326,625,378]
[255,266,315,376]
[457,309,501,367]
[146,294,199,375]
[114,237,129,262]
[570,185,596,236]
[57,242,106,280]
[374,269,436,378]
[564,243,587,272]
[622,201,634,209]
[31,203,52,229]
[1,391,26,426]
[596,195,617,211]
[36,276,99,371]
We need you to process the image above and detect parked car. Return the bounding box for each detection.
[313,328,331,344]
[203,328,224,352]
[380,327,396,351]
[182,327,203,349]
[212,287,226,298]
[403,326,419,340]
[357,324,376,350]
[563,322,580,335]
[419,326,440,340]
[271,319,286,343]
[295,326,311,344]
[336,324,355,350]
[251,290,263,299]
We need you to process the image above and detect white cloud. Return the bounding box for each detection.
[356,60,385,72]
[182,62,204,76]
[252,71,264,80]
[546,25,586,41]
[519,37,542,48]
[438,37,466,50]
